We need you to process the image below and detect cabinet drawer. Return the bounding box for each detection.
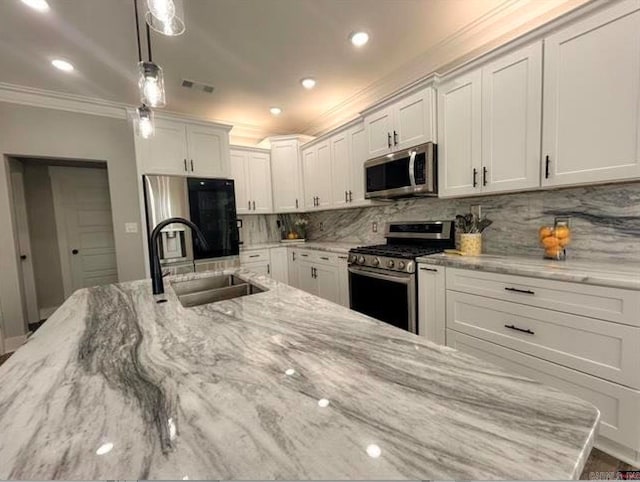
[447,330,640,451]
[447,291,640,388]
[446,267,640,326]
[296,249,338,266]
[240,249,269,264]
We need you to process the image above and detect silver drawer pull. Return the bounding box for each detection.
[338,256,347,260]
[420,267,438,272]
[505,287,535,295]
[320,256,329,261]
[505,324,535,335]
[301,254,308,257]
[249,254,260,258]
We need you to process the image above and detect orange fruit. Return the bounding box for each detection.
[555,226,570,239]
[558,236,571,247]
[542,236,559,248]
[539,227,553,240]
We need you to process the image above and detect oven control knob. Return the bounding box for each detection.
[348,254,357,263]
[387,260,395,268]
[357,256,366,265]
[398,261,406,270]
[372,257,380,266]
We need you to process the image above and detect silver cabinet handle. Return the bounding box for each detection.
[345,191,348,203]
[393,130,398,146]
[190,159,194,171]
[248,201,251,210]
[267,264,270,275]
[184,159,188,171]
[420,267,438,272]
[348,190,353,202]
[249,254,260,258]
[338,255,347,260]
[252,201,256,210]
[295,198,299,209]
[301,253,308,257]
[292,252,296,261]
[505,324,535,335]
[505,287,535,295]
[320,256,329,261]
[387,132,391,148]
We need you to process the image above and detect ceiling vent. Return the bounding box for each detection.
[181,79,214,94]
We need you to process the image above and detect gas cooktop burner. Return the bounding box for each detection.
[351,244,444,259]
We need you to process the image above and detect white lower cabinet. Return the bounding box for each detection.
[440,265,640,463]
[417,264,446,344]
[289,247,349,307]
[240,249,270,277]
[269,247,288,284]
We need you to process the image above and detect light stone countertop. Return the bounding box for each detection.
[0,269,599,479]
[241,241,361,255]
[416,253,640,290]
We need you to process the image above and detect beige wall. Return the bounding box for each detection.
[22,163,65,312]
[0,102,146,340]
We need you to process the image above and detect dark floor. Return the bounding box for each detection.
[0,353,637,477]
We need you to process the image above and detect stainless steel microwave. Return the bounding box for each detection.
[364,142,437,199]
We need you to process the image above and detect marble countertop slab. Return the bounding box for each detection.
[416,253,640,290]
[241,241,361,255]
[0,269,599,480]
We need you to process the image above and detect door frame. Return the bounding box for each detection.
[9,165,40,323]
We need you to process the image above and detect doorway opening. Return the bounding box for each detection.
[8,157,118,330]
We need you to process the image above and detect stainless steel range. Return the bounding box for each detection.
[348,220,455,334]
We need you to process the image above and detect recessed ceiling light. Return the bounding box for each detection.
[51,59,74,72]
[300,77,316,90]
[21,0,50,12]
[350,31,369,47]
[270,107,282,116]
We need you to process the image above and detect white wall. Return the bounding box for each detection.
[0,102,146,341]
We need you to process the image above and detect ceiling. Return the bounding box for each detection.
[0,0,588,143]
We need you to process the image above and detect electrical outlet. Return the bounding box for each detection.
[372,222,378,233]
[471,204,482,219]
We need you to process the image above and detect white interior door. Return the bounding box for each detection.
[9,168,39,323]
[50,167,118,297]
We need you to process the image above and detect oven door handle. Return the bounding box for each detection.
[408,149,417,187]
[348,266,412,284]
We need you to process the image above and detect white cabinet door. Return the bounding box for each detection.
[316,264,340,304]
[438,69,483,198]
[288,248,299,288]
[186,124,230,178]
[365,107,393,158]
[248,152,273,213]
[393,87,435,151]
[542,1,640,187]
[230,150,250,214]
[269,247,288,284]
[482,42,542,193]
[337,255,350,308]
[315,141,332,209]
[330,133,350,208]
[417,265,446,345]
[244,261,270,276]
[271,140,303,212]
[302,146,317,210]
[140,118,189,175]
[296,260,316,295]
[348,124,368,205]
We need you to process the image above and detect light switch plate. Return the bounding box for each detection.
[125,222,138,233]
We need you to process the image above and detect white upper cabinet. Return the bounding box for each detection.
[186,124,230,178]
[302,147,317,210]
[302,140,332,210]
[271,138,304,212]
[348,123,368,205]
[139,118,189,175]
[438,69,483,197]
[330,132,350,208]
[230,147,272,214]
[393,88,436,151]
[438,41,543,198]
[137,118,230,178]
[481,41,543,193]
[364,86,435,159]
[542,0,640,187]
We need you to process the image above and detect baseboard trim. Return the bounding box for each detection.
[4,335,27,353]
[596,436,640,467]
[39,306,59,320]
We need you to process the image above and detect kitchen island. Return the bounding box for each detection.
[0,269,599,479]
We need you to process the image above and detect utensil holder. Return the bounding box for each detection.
[460,233,482,256]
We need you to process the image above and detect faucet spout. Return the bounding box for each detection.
[149,217,208,295]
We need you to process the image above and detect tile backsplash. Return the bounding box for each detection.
[304,182,640,263]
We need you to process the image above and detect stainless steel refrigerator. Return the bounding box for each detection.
[143,175,239,269]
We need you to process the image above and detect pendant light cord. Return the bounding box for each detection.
[133,0,142,62]
[146,23,153,62]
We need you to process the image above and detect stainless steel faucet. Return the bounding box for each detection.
[149,217,208,295]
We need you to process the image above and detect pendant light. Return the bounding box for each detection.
[146,0,185,36]
[135,104,155,139]
[138,16,166,108]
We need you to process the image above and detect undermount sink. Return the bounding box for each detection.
[171,275,265,308]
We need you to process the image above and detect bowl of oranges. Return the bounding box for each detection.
[539,223,571,260]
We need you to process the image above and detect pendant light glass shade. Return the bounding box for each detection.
[135,105,155,139]
[138,61,166,108]
[146,0,185,36]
